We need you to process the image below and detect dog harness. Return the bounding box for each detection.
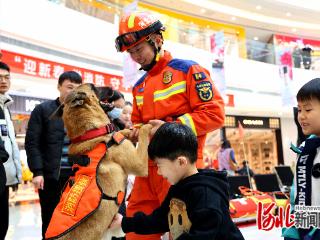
[45,131,125,239]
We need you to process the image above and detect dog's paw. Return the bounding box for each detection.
[118,129,131,138]
[139,124,152,136]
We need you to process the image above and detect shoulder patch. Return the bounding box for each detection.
[195,81,213,102]
[133,73,147,89]
[192,72,207,81]
[168,59,198,74]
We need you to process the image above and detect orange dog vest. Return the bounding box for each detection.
[45,133,125,239]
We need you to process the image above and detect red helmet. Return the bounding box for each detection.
[115,12,165,52]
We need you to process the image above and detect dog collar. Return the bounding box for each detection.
[71,124,116,144]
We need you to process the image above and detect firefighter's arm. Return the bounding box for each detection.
[129,90,144,142]
[177,64,225,137]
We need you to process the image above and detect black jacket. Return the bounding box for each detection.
[0,138,9,194]
[25,98,65,180]
[122,169,244,240]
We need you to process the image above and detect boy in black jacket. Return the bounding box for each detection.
[110,122,244,240]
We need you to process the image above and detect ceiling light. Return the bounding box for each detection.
[292,28,297,32]
[231,16,236,21]
[253,36,259,41]
[206,25,210,28]
[183,0,320,30]
[200,9,206,13]
[286,12,291,17]
[256,5,262,10]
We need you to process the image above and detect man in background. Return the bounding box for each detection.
[0,62,21,240]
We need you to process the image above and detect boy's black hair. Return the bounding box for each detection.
[0,62,10,72]
[58,71,82,86]
[297,78,320,102]
[221,139,231,149]
[148,122,198,163]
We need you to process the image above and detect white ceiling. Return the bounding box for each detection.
[140,0,320,42]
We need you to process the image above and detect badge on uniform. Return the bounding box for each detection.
[195,81,213,101]
[163,71,173,84]
[193,72,206,81]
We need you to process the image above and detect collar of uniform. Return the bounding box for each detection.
[148,50,172,76]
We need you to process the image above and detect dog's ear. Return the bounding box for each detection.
[88,83,100,98]
[49,104,64,120]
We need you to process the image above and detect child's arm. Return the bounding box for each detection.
[122,208,169,234]
[109,193,171,235]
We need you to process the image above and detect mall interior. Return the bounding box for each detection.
[1,0,320,239]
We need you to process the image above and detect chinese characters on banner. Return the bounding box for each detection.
[1,50,130,92]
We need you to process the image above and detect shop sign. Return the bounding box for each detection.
[10,95,49,114]
[1,50,129,92]
[228,116,280,129]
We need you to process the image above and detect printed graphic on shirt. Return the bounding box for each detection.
[168,198,192,240]
[163,71,173,84]
[192,72,207,81]
[195,81,213,102]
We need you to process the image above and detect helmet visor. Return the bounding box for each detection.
[115,20,164,52]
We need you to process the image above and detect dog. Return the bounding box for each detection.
[45,83,151,240]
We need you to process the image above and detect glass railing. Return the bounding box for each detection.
[46,0,320,71]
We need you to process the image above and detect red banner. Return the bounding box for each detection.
[1,50,131,92]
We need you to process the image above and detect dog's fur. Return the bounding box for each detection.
[56,84,150,240]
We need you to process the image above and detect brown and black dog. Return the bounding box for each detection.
[46,84,151,240]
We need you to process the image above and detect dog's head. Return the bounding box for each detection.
[63,83,110,140]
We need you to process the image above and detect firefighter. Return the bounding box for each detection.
[115,11,225,240]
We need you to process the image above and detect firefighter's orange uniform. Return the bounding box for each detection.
[126,50,225,240]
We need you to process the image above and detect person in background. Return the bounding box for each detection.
[0,62,21,240]
[217,140,238,176]
[115,11,224,240]
[120,101,133,129]
[282,78,320,240]
[236,160,254,177]
[25,71,82,239]
[98,87,126,130]
[109,123,244,240]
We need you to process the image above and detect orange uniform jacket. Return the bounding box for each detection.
[126,51,225,240]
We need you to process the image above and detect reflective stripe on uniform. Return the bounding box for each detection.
[135,95,143,106]
[178,113,197,136]
[153,81,186,102]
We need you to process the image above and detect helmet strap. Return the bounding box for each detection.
[139,38,161,71]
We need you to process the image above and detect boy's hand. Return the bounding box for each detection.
[109,213,123,230]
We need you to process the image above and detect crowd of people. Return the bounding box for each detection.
[0,10,319,240]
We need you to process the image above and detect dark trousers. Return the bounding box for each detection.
[0,186,9,240]
[38,175,70,239]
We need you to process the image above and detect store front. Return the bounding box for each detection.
[204,115,283,174]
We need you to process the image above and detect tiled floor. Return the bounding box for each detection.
[6,203,283,240]
[5,183,285,240]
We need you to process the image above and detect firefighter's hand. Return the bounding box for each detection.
[109,213,123,230]
[148,119,165,136]
[32,175,44,190]
[128,127,139,143]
